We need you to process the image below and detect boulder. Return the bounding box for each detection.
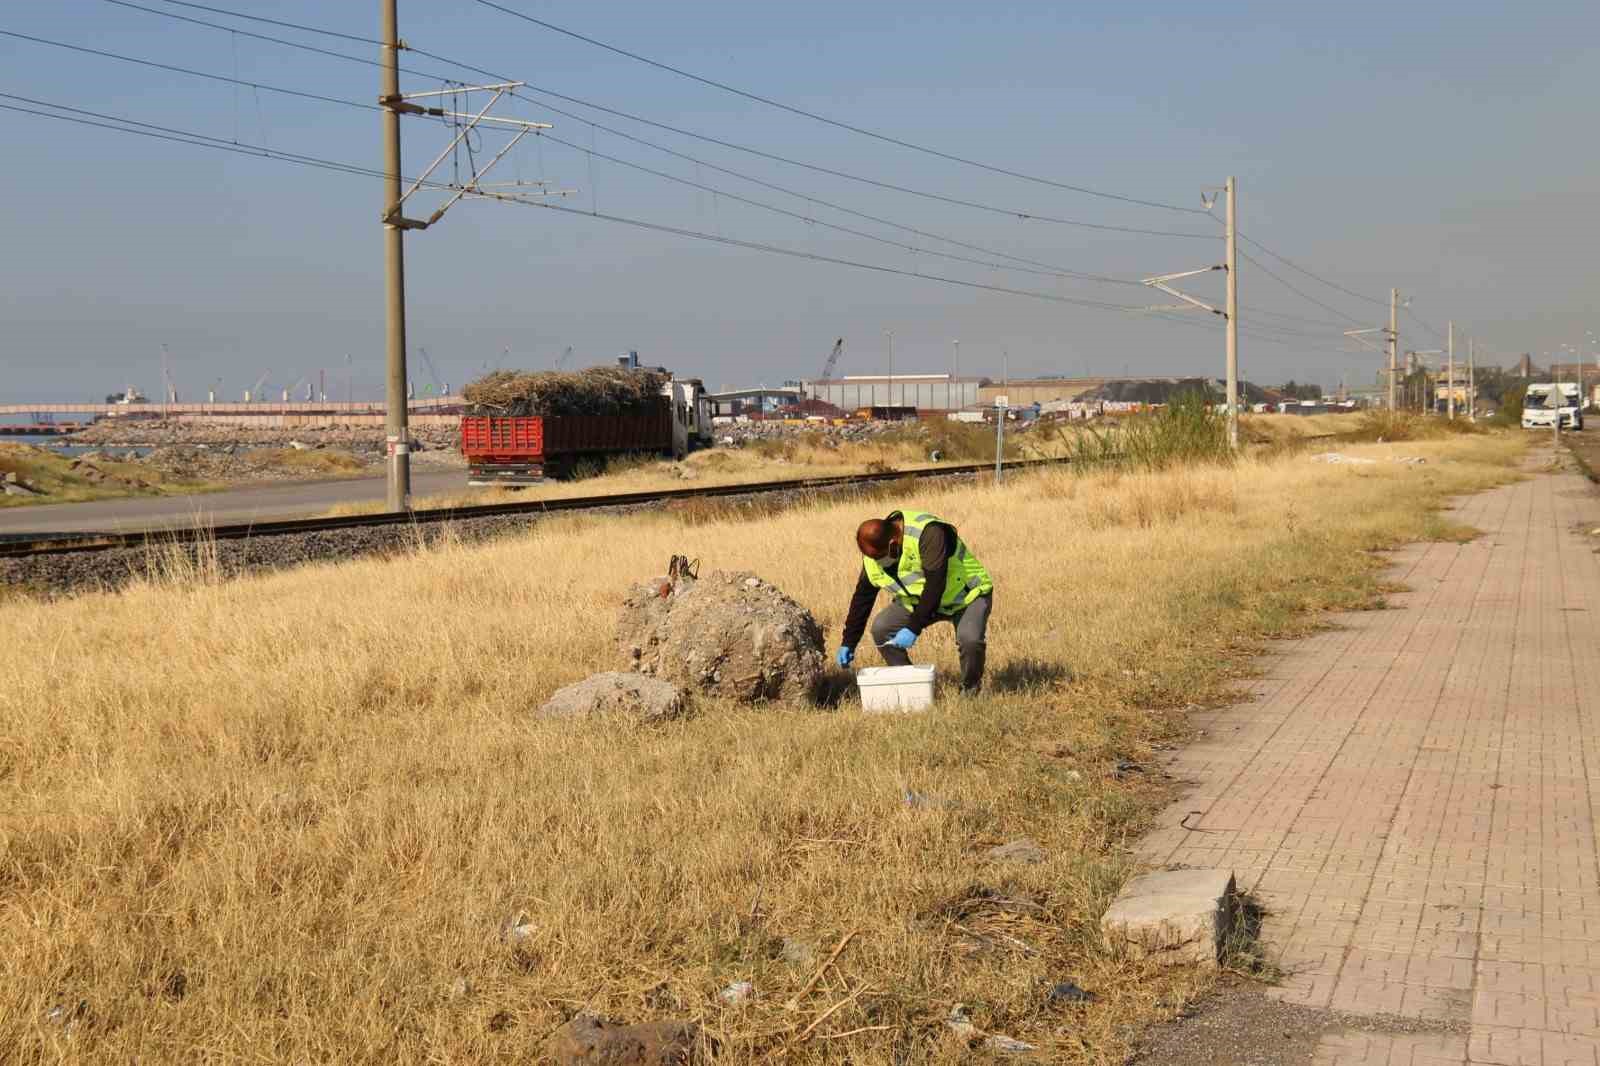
[538,672,687,724]
[546,1013,709,1066]
[1100,868,1237,968]
[618,570,825,703]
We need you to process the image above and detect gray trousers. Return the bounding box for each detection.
[869,593,992,691]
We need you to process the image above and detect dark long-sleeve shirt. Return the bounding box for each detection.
[841,520,953,649]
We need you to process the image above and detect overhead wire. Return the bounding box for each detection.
[108,0,1408,351]
[135,0,380,45]
[102,0,390,72]
[0,98,1133,313]
[510,89,1145,284]
[38,6,1372,360]
[1236,250,1369,328]
[0,93,1350,356]
[0,28,375,114]
[469,0,1208,215]
[534,128,1123,282]
[1236,232,1389,308]
[1403,306,1450,347]
[6,18,1160,289]
[104,0,1218,240]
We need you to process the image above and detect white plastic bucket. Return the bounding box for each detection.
[856,665,936,713]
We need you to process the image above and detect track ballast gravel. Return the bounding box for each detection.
[1,472,984,598]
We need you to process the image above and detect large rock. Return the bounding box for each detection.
[1101,868,1237,968]
[538,672,687,723]
[546,1013,708,1066]
[618,570,825,703]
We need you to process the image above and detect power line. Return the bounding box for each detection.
[102,0,391,72]
[0,97,1137,312]
[20,16,1184,281]
[536,129,1124,284]
[1237,249,1368,327]
[0,96,384,177]
[1404,306,1450,346]
[0,92,1355,359]
[141,0,379,45]
[0,28,375,114]
[506,87,1215,239]
[42,10,1368,348]
[1236,232,1389,308]
[471,0,1208,216]
[1242,305,1357,330]
[98,0,1219,241]
[518,98,1142,285]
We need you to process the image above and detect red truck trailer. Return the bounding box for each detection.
[460,396,678,484]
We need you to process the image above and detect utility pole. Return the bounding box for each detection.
[952,338,959,380]
[1388,288,1400,412]
[1447,321,1455,419]
[1224,176,1239,449]
[380,0,411,511]
[1468,337,1476,420]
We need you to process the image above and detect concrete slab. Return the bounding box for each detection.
[1103,868,1237,967]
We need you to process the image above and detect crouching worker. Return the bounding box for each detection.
[835,509,994,692]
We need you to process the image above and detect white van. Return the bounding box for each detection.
[1522,382,1583,430]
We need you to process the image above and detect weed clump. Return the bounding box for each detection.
[1069,391,1233,471]
[1347,411,1486,442]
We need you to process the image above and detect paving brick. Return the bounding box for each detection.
[1142,457,1600,1064]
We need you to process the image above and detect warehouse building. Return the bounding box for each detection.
[803,374,980,413]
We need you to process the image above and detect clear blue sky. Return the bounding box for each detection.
[2,0,1596,401]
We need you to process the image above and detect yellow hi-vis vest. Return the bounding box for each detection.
[862,510,992,616]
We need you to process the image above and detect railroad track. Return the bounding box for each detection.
[0,457,1074,560]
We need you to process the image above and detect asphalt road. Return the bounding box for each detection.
[0,469,466,536]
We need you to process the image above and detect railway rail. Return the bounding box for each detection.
[0,457,1075,560]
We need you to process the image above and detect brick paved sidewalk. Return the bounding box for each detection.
[1140,456,1600,1065]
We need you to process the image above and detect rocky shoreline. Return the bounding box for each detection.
[67,418,461,454]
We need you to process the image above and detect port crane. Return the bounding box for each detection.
[818,338,844,381]
[416,346,448,397]
[246,369,270,403]
[159,344,177,405]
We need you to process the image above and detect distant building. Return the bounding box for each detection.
[703,387,803,417]
[804,374,979,412]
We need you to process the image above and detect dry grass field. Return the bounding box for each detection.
[324,427,1039,517]
[0,443,220,508]
[0,432,1523,1063]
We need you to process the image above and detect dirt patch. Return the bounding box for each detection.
[1563,430,1600,483]
[1130,980,1466,1065]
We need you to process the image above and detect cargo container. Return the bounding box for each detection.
[460,377,717,485]
[461,398,676,484]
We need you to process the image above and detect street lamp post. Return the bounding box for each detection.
[883,329,894,413]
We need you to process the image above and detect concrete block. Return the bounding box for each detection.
[1101,868,1237,967]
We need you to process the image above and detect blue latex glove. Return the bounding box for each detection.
[888,627,918,650]
[835,646,854,668]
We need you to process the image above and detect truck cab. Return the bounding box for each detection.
[1522,383,1583,430]
[664,378,714,454]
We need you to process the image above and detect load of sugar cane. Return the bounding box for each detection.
[462,366,667,416]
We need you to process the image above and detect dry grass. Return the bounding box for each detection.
[245,448,370,475]
[321,436,1055,517]
[1238,412,1367,443]
[0,443,219,508]
[0,433,1525,1063]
